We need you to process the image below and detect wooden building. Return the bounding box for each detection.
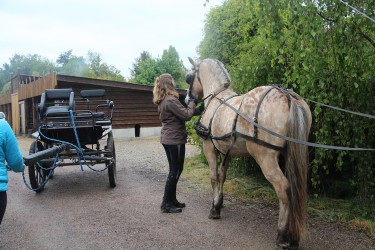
[0,72,186,138]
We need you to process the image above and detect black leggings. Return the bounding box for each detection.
[0,191,7,225]
[162,144,185,204]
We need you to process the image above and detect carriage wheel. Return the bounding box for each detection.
[106,132,116,188]
[28,140,51,192]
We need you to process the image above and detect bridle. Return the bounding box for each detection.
[186,63,203,100]
[186,59,231,103]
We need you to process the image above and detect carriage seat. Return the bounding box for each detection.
[76,112,105,119]
[76,89,111,125]
[38,89,75,119]
[80,89,105,98]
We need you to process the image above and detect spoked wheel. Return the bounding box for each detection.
[28,140,52,192]
[106,131,116,188]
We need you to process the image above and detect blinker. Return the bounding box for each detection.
[185,73,195,85]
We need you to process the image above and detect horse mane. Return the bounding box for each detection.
[203,58,231,86]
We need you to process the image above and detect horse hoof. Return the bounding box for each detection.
[275,243,289,249]
[288,240,299,250]
[275,240,290,250]
[274,243,298,250]
[208,207,221,219]
[276,230,289,249]
[208,213,221,219]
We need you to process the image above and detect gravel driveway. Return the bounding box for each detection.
[0,136,373,250]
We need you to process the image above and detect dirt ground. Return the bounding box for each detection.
[0,136,374,250]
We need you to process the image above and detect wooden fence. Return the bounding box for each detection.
[18,72,57,100]
[0,93,11,105]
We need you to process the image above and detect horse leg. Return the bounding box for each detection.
[203,141,222,219]
[211,153,231,219]
[253,153,291,248]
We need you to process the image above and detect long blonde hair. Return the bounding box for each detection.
[153,73,179,105]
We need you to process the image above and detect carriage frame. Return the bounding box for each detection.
[24,88,116,192]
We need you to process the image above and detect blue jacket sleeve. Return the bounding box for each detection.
[4,121,24,172]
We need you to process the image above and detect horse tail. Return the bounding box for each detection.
[285,98,310,242]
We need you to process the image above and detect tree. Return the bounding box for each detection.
[0,51,125,93]
[0,53,56,92]
[198,0,259,67]
[157,46,186,88]
[85,51,125,81]
[130,46,187,88]
[57,55,90,77]
[131,56,160,85]
[130,51,152,77]
[56,49,73,66]
[56,50,124,81]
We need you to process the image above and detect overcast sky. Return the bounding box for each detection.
[0,0,223,78]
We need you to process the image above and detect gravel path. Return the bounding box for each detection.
[0,136,373,250]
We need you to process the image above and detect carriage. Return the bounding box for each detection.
[23,88,116,192]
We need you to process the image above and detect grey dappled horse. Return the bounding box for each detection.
[186,58,312,249]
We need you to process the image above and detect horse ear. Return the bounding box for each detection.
[188,57,196,67]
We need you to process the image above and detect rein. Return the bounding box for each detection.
[215,96,375,151]
[196,85,375,151]
[188,60,374,152]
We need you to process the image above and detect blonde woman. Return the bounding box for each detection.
[153,73,197,213]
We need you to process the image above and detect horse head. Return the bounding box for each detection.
[185,57,231,102]
[185,57,203,101]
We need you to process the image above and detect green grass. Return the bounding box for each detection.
[184,155,375,236]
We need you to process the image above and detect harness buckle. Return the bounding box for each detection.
[194,122,210,140]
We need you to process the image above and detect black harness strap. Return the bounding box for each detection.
[218,97,375,151]
[254,86,275,140]
[196,86,287,153]
[196,84,230,123]
[236,132,285,151]
[253,85,300,141]
[209,94,239,155]
[211,92,285,152]
[221,96,245,164]
[208,94,239,132]
[211,131,285,152]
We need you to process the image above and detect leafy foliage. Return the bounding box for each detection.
[197,0,375,200]
[158,46,186,87]
[85,51,125,81]
[57,55,90,77]
[130,51,153,78]
[130,55,160,85]
[56,49,73,66]
[130,46,187,88]
[0,50,125,92]
[0,53,57,92]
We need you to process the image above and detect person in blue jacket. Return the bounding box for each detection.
[0,115,24,225]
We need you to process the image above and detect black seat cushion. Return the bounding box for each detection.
[44,106,71,117]
[76,112,105,119]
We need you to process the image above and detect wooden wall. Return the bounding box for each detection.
[109,89,160,128]
[0,93,11,105]
[58,82,161,129]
